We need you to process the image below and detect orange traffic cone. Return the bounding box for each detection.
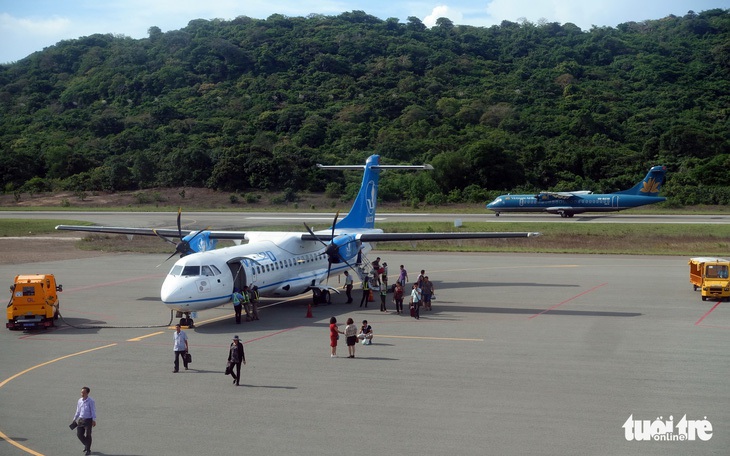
[306,303,313,318]
[368,290,374,302]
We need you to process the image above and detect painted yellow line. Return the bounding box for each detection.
[377,335,483,342]
[0,343,118,456]
[194,314,234,326]
[167,313,233,330]
[166,298,298,330]
[0,429,44,456]
[0,343,117,389]
[127,331,164,342]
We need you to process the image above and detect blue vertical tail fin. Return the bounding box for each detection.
[615,165,667,196]
[317,155,433,230]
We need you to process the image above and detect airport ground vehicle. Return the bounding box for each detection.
[6,274,62,330]
[688,258,730,301]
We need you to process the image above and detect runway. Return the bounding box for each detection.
[1,252,728,455]
[0,210,727,228]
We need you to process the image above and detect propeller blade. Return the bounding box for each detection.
[176,207,183,239]
[153,229,177,246]
[177,226,211,256]
[156,250,180,268]
[154,208,212,263]
[304,222,328,248]
[340,256,359,275]
[330,210,339,238]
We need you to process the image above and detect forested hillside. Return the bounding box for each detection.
[1,9,728,206]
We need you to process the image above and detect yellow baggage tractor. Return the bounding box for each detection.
[688,257,730,301]
[6,274,62,330]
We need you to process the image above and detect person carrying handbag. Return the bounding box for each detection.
[228,335,246,386]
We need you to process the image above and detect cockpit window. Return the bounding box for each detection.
[211,265,222,275]
[170,265,183,275]
[181,266,200,276]
[201,265,214,276]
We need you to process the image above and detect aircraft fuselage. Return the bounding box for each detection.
[487,194,666,217]
[160,233,365,313]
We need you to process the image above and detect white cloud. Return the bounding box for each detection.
[423,5,464,27]
[482,0,709,30]
[1,0,726,63]
[0,13,74,63]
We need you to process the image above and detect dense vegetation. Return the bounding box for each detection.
[1,9,728,206]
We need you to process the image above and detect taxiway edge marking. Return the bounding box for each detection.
[0,343,118,456]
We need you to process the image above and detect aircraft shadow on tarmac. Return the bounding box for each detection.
[51,314,176,334]
[15,318,109,335]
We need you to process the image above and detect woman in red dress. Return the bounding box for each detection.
[329,316,344,357]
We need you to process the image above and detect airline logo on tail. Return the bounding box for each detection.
[642,176,662,195]
[366,180,376,221]
[365,181,378,215]
[619,165,666,197]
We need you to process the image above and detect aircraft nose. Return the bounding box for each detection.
[160,277,186,304]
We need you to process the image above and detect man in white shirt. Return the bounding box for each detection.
[72,386,96,455]
[173,324,189,372]
[343,271,354,303]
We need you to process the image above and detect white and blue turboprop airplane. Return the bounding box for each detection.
[486,165,667,218]
[57,155,539,326]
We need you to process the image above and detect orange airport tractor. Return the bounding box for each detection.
[6,274,62,330]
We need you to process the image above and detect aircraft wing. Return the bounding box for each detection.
[55,225,248,240]
[299,231,539,242]
[57,225,539,242]
[545,207,588,215]
[356,232,540,241]
[538,191,589,200]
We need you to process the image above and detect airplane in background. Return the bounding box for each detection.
[57,155,540,326]
[486,165,667,218]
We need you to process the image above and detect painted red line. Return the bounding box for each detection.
[695,324,730,330]
[528,282,608,319]
[63,274,166,293]
[695,301,722,326]
[244,326,302,343]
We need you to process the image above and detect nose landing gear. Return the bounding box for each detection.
[177,311,195,328]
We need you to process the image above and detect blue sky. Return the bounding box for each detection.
[1,0,727,64]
